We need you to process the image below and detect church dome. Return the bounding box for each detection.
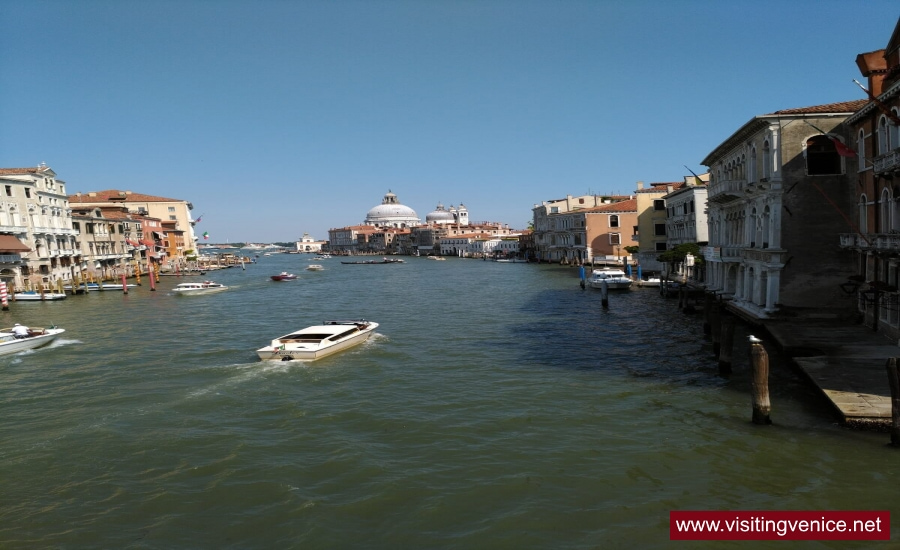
[365,190,420,227]
[426,203,455,223]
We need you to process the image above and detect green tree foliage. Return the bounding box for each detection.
[657,243,704,267]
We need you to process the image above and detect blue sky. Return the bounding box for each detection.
[1,1,897,243]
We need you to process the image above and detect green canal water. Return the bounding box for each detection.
[1,254,897,548]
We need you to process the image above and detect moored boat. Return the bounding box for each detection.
[172,281,229,294]
[13,291,67,301]
[587,268,633,290]
[0,325,65,355]
[256,320,379,361]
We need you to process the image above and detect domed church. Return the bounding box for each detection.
[365,190,421,228]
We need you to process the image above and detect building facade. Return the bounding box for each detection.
[0,164,79,290]
[702,100,866,321]
[841,19,900,337]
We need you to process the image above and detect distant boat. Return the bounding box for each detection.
[306,264,324,271]
[13,291,67,301]
[271,272,298,281]
[172,281,229,295]
[341,258,405,265]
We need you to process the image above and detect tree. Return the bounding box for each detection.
[657,243,704,271]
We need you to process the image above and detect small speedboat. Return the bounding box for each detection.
[637,277,661,288]
[271,272,298,281]
[306,264,324,271]
[172,281,229,294]
[587,268,633,290]
[256,320,379,361]
[0,325,65,355]
[13,291,67,301]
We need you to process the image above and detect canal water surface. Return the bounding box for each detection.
[1,255,897,548]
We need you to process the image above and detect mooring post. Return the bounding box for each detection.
[751,337,772,425]
[600,279,609,309]
[678,286,685,309]
[886,358,900,446]
[718,315,735,374]
[711,302,722,357]
[703,292,713,334]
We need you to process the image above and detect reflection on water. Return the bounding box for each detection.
[0,256,897,548]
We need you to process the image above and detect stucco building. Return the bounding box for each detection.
[702,100,866,321]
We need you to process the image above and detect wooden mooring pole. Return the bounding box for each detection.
[600,279,609,309]
[710,302,722,357]
[886,358,900,446]
[702,292,713,334]
[751,338,772,425]
[718,315,735,374]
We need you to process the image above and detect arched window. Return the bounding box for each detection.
[857,129,866,168]
[882,188,892,233]
[609,214,619,228]
[761,206,771,248]
[893,186,900,233]
[749,146,757,183]
[878,116,889,155]
[750,207,759,247]
[762,140,771,180]
[859,194,868,235]
[806,135,841,175]
[891,110,900,151]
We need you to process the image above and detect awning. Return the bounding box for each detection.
[0,235,31,253]
[140,239,156,247]
[125,239,140,246]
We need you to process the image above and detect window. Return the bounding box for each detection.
[654,199,664,210]
[762,140,771,180]
[878,116,890,155]
[168,206,176,212]
[859,194,868,234]
[4,186,10,197]
[609,215,619,228]
[579,198,584,204]
[891,111,900,153]
[24,188,31,198]
[609,233,621,245]
[806,135,841,175]
[857,129,866,167]
[550,207,559,213]
[655,242,667,252]
[654,223,666,236]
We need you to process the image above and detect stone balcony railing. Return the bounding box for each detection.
[839,232,900,252]
[0,254,23,263]
[874,150,900,175]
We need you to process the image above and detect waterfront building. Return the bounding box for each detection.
[295,232,326,253]
[425,202,468,226]
[0,164,79,290]
[494,236,521,258]
[327,225,379,254]
[531,194,632,262]
[702,99,866,321]
[634,182,682,273]
[439,233,496,257]
[68,190,198,265]
[71,206,142,279]
[364,190,421,228]
[841,19,900,337]
[663,175,709,283]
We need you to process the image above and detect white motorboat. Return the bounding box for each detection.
[588,268,633,290]
[172,281,229,295]
[13,291,67,301]
[256,320,379,361]
[637,277,661,287]
[306,264,324,271]
[0,325,65,355]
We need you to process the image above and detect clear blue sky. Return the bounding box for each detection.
[1,1,897,243]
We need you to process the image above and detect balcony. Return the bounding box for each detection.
[0,254,23,263]
[707,179,745,203]
[840,232,900,253]
[874,150,900,175]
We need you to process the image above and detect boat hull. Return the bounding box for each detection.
[257,322,378,361]
[0,328,65,355]
[588,279,632,290]
[13,292,67,301]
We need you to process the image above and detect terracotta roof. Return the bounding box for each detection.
[68,190,187,203]
[636,182,683,193]
[767,100,868,115]
[580,198,637,213]
[0,167,50,176]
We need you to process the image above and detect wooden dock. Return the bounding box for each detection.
[763,319,899,429]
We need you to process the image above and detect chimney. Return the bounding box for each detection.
[855,50,887,96]
[666,185,674,193]
[636,181,644,190]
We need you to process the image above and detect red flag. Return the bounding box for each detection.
[831,137,857,158]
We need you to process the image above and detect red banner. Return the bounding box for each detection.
[670,511,890,541]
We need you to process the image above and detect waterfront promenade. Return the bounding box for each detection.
[763,316,899,429]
